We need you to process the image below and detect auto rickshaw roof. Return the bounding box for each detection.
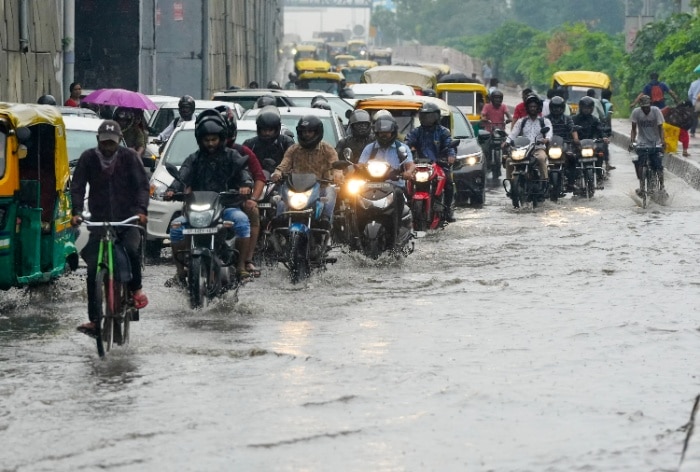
[417,62,451,77]
[298,71,345,81]
[296,59,332,73]
[347,59,378,69]
[435,82,488,94]
[362,65,437,90]
[355,95,450,116]
[552,71,612,89]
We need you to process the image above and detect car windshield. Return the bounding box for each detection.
[163,129,198,166]
[342,69,364,84]
[66,129,97,164]
[287,96,352,120]
[451,110,475,138]
[442,91,484,116]
[298,80,339,94]
[236,129,257,143]
[0,132,6,180]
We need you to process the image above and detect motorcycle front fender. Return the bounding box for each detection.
[411,192,431,201]
[363,221,385,240]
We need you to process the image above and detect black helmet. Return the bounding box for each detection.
[256,105,282,142]
[194,111,227,143]
[578,96,595,114]
[490,89,504,100]
[178,95,195,111]
[525,94,542,112]
[311,100,331,110]
[296,115,324,149]
[373,115,398,147]
[310,95,328,107]
[267,80,281,89]
[206,105,237,142]
[255,94,276,109]
[549,96,566,115]
[348,109,371,138]
[37,94,57,105]
[418,102,441,127]
[113,107,135,128]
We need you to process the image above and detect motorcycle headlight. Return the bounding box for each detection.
[289,190,312,210]
[189,209,214,228]
[415,169,433,182]
[367,160,391,178]
[457,152,482,166]
[150,181,168,200]
[581,148,594,158]
[511,148,527,161]
[548,147,563,159]
[347,179,365,194]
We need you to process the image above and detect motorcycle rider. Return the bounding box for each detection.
[573,96,611,177]
[405,102,456,222]
[114,107,146,157]
[37,94,57,105]
[165,112,255,284]
[243,105,295,174]
[157,95,196,143]
[546,96,579,190]
[271,115,343,228]
[336,109,374,163]
[630,94,666,195]
[506,94,552,183]
[254,94,277,109]
[480,89,511,133]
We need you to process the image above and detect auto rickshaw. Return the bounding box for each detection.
[362,65,437,95]
[333,54,356,72]
[297,71,345,95]
[368,47,393,65]
[0,103,78,290]
[347,40,368,59]
[551,70,612,114]
[435,82,489,132]
[417,62,451,81]
[341,59,379,85]
[295,59,332,75]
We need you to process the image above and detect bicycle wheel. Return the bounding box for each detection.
[94,268,113,356]
[640,165,648,209]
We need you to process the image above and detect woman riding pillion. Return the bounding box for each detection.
[70,120,150,337]
[404,102,457,222]
[166,113,256,285]
[505,94,552,184]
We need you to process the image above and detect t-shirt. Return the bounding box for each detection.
[642,81,671,108]
[480,103,509,132]
[631,106,664,147]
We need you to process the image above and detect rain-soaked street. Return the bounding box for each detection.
[2,144,699,471]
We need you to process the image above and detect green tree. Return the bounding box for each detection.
[370,6,399,46]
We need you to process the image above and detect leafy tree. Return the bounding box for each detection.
[509,0,624,34]
[370,6,399,46]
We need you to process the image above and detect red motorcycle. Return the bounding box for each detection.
[406,159,448,231]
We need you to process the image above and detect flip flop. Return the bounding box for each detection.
[133,292,149,309]
[245,261,261,278]
[77,323,97,339]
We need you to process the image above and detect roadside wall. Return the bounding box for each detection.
[0,0,64,103]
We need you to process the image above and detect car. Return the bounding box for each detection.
[449,105,486,206]
[281,90,354,125]
[210,88,294,111]
[236,119,258,144]
[240,106,346,148]
[349,83,417,100]
[57,106,99,118]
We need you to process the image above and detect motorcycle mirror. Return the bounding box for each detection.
[345,109,352,119]
[398,145,408,160]
[540,127,550,135]
[332,160,352,170]
[505,119,512,124]
[13,126,31,144]
[342,148,353,161]
[164,162,184,182]
[449,139,460,148]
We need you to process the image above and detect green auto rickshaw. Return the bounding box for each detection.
[0,103,78,290]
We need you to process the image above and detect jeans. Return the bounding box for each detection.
[170,207,250,242]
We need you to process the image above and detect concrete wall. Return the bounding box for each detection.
[0,0,64,103]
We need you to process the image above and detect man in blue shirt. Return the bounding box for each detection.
[404,102,456,221]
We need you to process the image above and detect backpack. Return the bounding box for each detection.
[650,84,664,104]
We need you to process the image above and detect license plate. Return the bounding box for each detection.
[257,203,272,208]
[366,182,387,189]
[183,227,218,235]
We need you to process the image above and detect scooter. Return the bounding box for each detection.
[503,128,550,209]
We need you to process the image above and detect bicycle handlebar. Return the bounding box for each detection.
[79,215,144,231]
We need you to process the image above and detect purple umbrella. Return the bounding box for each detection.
[82,88,158,110]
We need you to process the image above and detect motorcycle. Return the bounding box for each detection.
[334,150,414,259]
[253,158,281,267]
[478,119,511,182]
[573,138,605,198]
[546,135,571,202]
[270,173,336,284]
[165,164,242,309]
[503,129,550,209]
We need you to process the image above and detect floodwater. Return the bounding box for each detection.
[1,145,699,471]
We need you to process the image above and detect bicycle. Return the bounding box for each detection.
[631,143,665,209]
[80,215,144,357]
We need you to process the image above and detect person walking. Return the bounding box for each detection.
[482,61,493,88]
[631,72,680,110]
[688,75,700,138]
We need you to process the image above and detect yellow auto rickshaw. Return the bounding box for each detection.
[347,39,368,59]
[295,59,332,75]
[297,71,345,95]
[0,103,78,290]
[435,82,489,132]
[551,70,612,114]
[333,54,356,72]
[362,65,437,94]
[354,95,452,140]
[341,59,379,85]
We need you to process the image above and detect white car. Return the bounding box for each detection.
[349,83,417,100]
[239,107,346,148]
[281,90,354,124]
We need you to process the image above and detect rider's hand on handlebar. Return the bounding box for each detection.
[239,187,252,196]
[447,156,456,165]
[138,213,148,225]
[164,190,175,200]
[271,172,281,183]
[70,215,82,227]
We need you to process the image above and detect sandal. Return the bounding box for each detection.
[245,261,261,278]
[237,269,251,281]
[77,322,97,338]
[133,291,149,309]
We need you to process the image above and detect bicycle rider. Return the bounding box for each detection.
[630,95,666,195]
[70,120,150,337]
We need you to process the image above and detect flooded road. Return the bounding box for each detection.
[2,145,699,471]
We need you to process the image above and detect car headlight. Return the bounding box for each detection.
[150,181,169,200]
[457,152,482,166]
[367,160,391,178]
[347,179,365,194]
[548,147,563,159]
[511,148,527,161]
[189,209,214,228]
[289,190,312,210]
[414,168,433,182]
[581,148,594,158]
